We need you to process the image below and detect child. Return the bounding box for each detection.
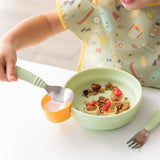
[0,0,160,147]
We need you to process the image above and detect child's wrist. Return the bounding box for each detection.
[0,35,16,50]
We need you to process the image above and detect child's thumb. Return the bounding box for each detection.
[7,63,17,81]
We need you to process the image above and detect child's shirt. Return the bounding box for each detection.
[56,0,160,88]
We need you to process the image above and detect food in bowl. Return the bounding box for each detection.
[65,68,142,130]
[83,82,130,116]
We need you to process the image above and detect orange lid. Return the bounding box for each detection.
[41,94,72,123]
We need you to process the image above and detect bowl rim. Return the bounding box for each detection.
[65,67,143,118]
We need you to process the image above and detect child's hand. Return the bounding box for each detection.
[0,10,65,82]
[0,38,17,82]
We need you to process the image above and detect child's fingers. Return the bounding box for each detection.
[0,64,9,81]
[6,60,17,82]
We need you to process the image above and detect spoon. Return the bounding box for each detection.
[16,66,74,103]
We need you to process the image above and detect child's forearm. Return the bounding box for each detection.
[2,10,66,51]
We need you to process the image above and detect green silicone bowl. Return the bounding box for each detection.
[65,68,142,131]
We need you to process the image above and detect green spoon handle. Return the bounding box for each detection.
[16,66,46,88]
[144,109,160,132]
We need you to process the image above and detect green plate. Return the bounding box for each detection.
[65,68,142,130]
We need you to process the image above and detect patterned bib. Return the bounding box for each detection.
[56,0,160,88]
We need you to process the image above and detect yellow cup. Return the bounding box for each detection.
[41,94,72,123]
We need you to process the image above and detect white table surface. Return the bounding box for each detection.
[0,59,160,160]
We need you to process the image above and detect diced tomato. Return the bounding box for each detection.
[102,101,111,111]
[86,100,97,106]
[115,87,122,96]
